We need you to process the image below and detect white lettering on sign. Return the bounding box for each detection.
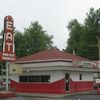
[77,61,93,68]
[2,53,14,57]
[6,32,12,41]
[6,43,13,51]
[6,21,13,30]
[3,17,14,53]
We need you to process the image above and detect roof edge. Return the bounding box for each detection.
[15,58,72,64]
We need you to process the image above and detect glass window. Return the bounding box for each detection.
[19,75,50,83]
[19,76,28,82]
[41,75,50,82]
[29,76,40,82]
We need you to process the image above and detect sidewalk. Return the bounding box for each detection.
[16,92,66,98]
[0,91,16,98]
[16,90,98,98]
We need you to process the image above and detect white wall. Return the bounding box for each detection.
[10,70,94,83]
[26,70,65,83]
[70,71,93,81]
[50,71,65,82]
[10,70,65,83]
[10,75,19,82]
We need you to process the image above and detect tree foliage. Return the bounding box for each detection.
[15,21,53,58]
[66,8,100,60]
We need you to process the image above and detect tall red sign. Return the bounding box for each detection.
[2,15,16,61]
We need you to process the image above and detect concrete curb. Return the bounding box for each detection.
[16,92,67,98]
[16,90,97,98]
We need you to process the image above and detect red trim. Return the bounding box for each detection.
[10,79,66,94]
[10,78,94,94]
[0,92,16,98]
[69,79,94,93]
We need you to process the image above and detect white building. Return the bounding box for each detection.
[9,49,100,94]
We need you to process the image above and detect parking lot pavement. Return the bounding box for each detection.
[30,95,100,100]
[64,94,100,100]
[1,94,100,100]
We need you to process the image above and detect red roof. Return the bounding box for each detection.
[16,49,89,63]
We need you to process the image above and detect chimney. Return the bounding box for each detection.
[73,49,75,55]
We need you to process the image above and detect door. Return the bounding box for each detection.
[65,74,70,91]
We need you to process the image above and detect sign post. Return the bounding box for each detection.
[2,15,16,91]
[6,62,9,91]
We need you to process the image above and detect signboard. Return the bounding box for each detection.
[76,61,99,69]
[95,79,100,83]
[79,61,92,68]
[2,15,16,61]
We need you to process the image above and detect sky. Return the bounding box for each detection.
[0,0,100,50]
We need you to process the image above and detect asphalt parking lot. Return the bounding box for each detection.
[1,94,100,100]
[64,94,100,100]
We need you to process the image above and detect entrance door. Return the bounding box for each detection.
[65,74,70,91]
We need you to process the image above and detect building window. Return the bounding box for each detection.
[29,76,40,82]
[19,76,29,82]
[79,74,82,80]
[19,75,50,83]
[41,75,50,82]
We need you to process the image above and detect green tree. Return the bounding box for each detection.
[66,19,85,55]
[81,8,99,60]
[14,31,25,58]
[66,8,100,60]
[15,21,53,58]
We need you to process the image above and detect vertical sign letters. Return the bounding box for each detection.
[2,15,16,61]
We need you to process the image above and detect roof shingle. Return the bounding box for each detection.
[16,49,89,63]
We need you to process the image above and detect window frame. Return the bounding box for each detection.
[19,75,50,83]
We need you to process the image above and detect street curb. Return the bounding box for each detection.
[16,90,98,98]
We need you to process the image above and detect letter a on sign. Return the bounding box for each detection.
[2,15,16,61]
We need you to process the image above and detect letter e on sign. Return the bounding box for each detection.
[6,21,13,30]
